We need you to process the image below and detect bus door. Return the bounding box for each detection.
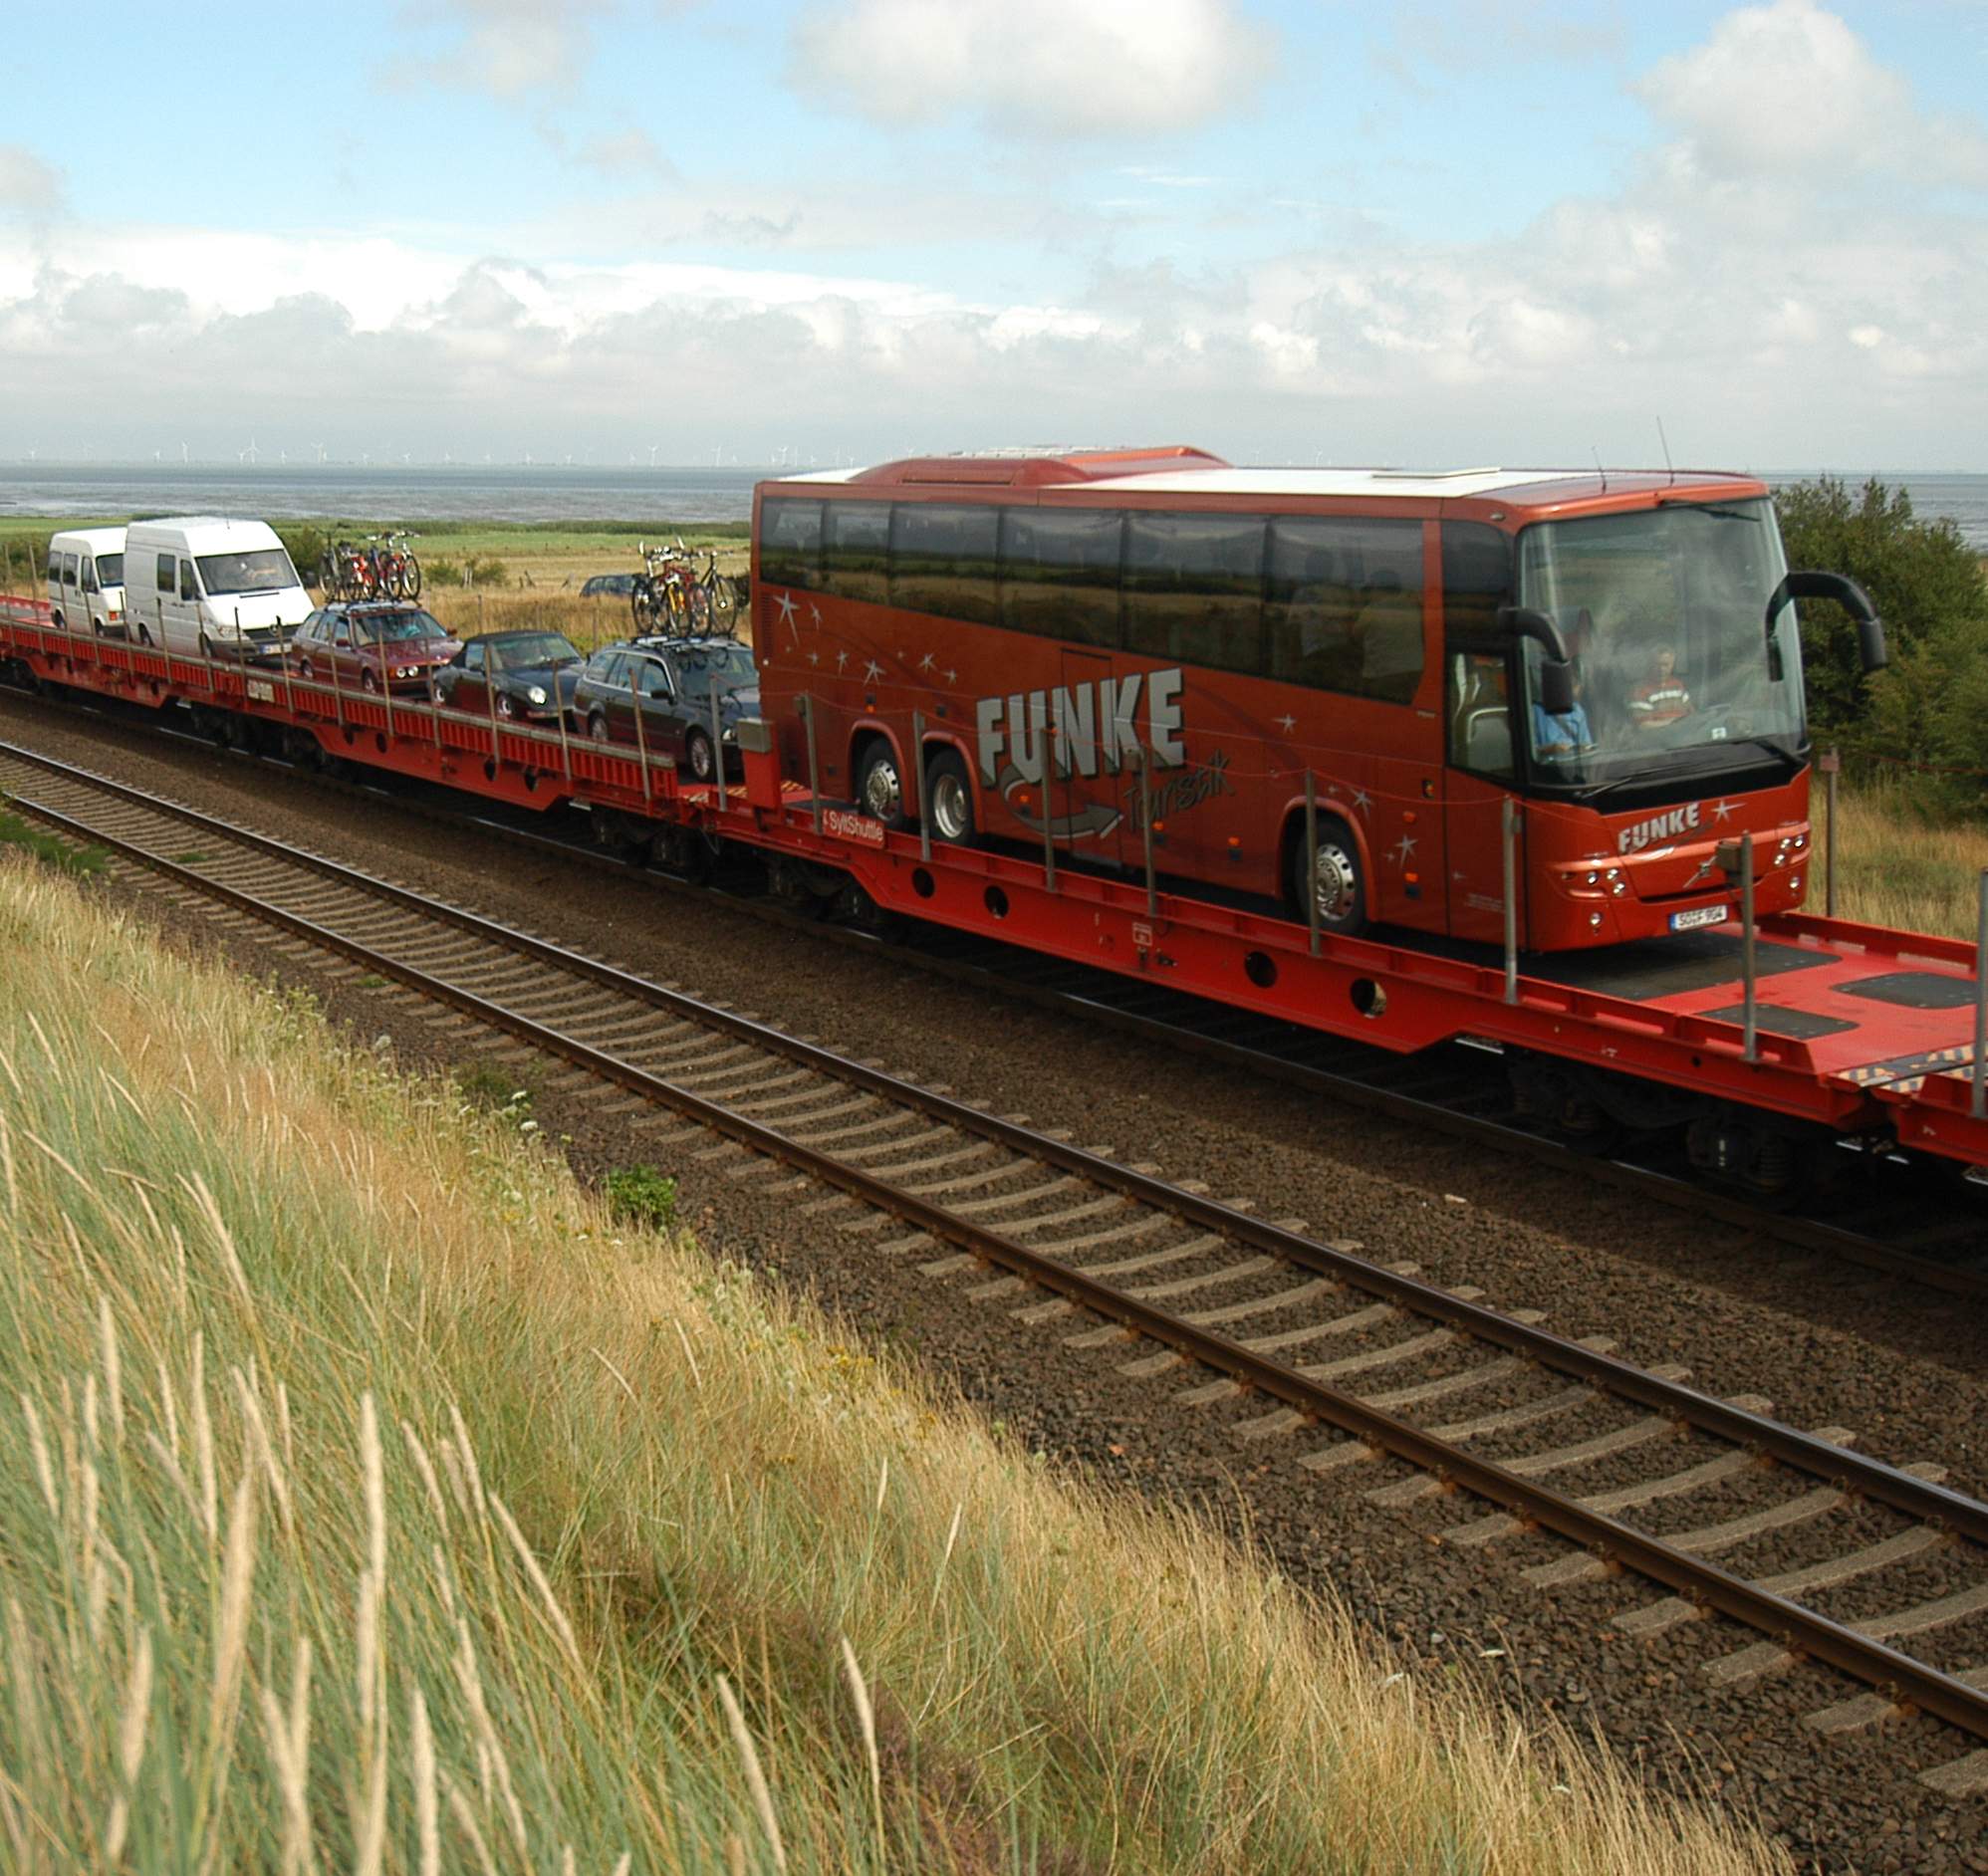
[1442,647,1527,945]
[1050,647,1125,872]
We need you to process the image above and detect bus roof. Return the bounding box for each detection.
[773,456,1765,512]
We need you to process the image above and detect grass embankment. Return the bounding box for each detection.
[1818,780,1988,938]
[0,857,1777,1874]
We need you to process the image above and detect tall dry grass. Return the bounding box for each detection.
[0,857,1785,1874]
[1817,778,1988,939]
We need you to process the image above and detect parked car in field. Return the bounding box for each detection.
[432,629,584,723]
[568,635,759,781]
[580,573,637,598]
[46,527,129,638]
[287,601,461,695]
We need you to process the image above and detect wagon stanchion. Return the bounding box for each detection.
[485,660,503,773]
[709,680,727,814]
[330,632,346,738]
[1502,796,1522,1006]
[1823,746,1841,918]
[629,664,654,810]
[1973,868,1988,1121]
[554,673,574,787]
[1040,722,1058,894]
[913,708,931,863]
[380,623,396,745]
[1303,770,1321,957]
[1137,744,1157,919]
[801,693,822,832]
[1719,833,1760,1063]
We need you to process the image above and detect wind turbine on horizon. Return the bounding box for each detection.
[315,442,327,463]
[239,437,259,465]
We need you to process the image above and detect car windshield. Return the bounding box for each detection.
[358,610,448,644]
[489,632,580,671]
[94,554,124,587]
[196,548,300,595]
[667,643,757,699]
[1514,499,1803,787]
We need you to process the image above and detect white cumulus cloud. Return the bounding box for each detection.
[1637,0,1988,185]
[0,145,63,215]
[787,0,1274,136]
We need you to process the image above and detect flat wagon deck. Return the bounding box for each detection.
[4,595,1984,1179]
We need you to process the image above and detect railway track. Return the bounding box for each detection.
[4,739,1988,1797]
[21,687,1984,1298]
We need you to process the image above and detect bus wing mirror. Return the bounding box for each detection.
[1765,572,1885,676]
[1497,605,1576,713]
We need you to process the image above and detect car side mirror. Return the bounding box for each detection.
[1497,604,1577,716]
[1764,571,1884,677]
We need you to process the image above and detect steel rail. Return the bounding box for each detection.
[4,709,1980,1301]
[10,780,1988,1747]
[4,739,1986,1554]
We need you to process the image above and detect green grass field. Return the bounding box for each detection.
[0,855,1777,1875]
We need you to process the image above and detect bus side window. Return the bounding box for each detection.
[157,554,175,594]
[1440,521,1512,639]
[823,501,891,605]
[890,502,998,625]
[998,508,1123,648]
[1122,512,1265,675]
[759,499,825,591]
[1265,517,1426,701]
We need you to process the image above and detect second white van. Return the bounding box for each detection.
[45,527,128,637]
[124,517,311,658]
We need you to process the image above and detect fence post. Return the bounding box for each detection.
[1502,796,1521,1005]
[1304,770,1320,957]
[1823,746,1840,918]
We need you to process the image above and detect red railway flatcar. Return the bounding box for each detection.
[750,449,1882,954]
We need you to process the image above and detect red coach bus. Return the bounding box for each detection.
[750,448,1882,953]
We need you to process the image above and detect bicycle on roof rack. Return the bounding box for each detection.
[318,533,421,602]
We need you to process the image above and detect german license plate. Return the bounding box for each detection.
[1669,904,1731,932]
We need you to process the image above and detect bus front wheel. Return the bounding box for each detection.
[1290,816,1366,938]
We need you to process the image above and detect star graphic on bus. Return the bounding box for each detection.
[836,649,850,671]
[806,650,820,665]
[1352,788,1372,815]
[1390,834,1417,865]
[918,652,937,672]
[772,590,798,630]
[809,602,823,627]
[863,659,884,682]
[1276,714,1297,734]
[1712,799,1736,821]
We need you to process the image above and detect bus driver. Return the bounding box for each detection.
[1628,645,1692,731]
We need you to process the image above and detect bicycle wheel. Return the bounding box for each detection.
[399,554,420,600]
[630,585,651,632]
[707,575,734,617]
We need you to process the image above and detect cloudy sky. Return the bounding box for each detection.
[5,0,1987,469]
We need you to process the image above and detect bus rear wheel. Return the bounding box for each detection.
[857,741,908,827]
[1290,816,1366,937]
[925,749,976,845]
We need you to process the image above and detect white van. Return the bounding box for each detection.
[45,527,128,637]
[124,517,311,658]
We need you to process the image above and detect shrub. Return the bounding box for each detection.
[606,1162,677,1230]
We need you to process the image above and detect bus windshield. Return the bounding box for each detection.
[1515,499,1803,787]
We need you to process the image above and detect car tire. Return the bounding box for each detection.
[1288,814,1367,938]
[362,669,379,694]
[497,693,517,718]
[589,712,611,743]
[857,741,908,827]
[684,727,716,783]
[924,748,977,845]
